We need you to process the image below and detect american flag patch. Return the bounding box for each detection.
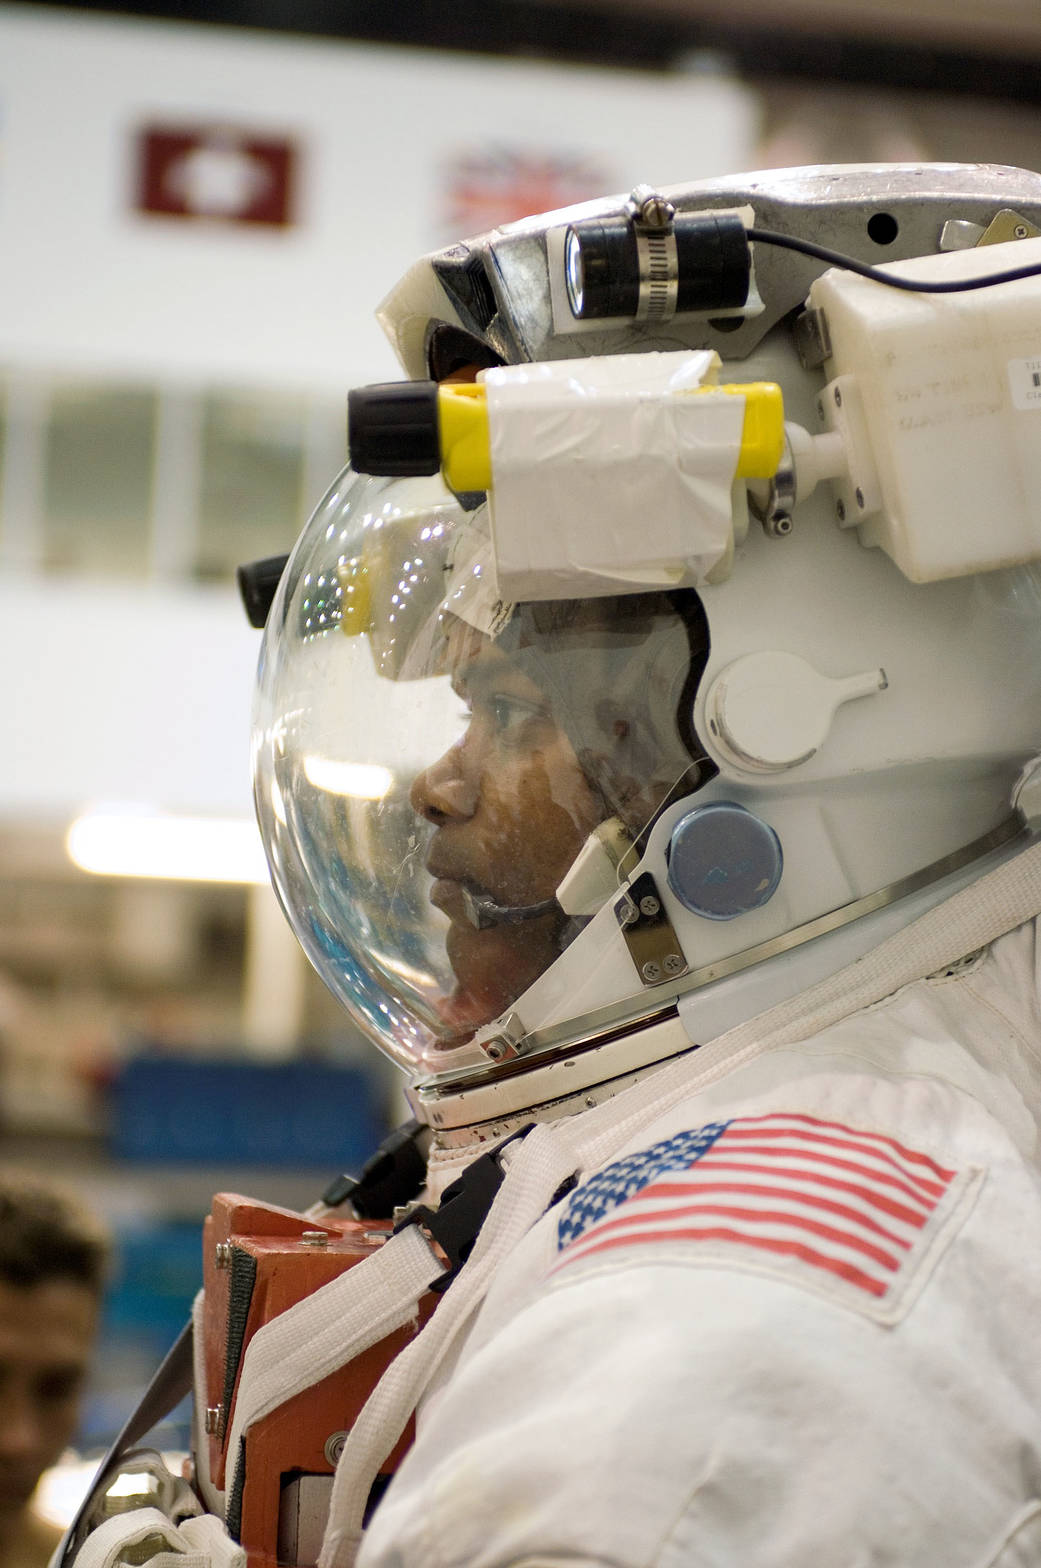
[555,1112,977,1317]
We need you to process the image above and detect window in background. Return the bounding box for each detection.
[41,382,158,576]
[195,389,309,580]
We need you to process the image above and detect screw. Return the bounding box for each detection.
[769,514,793,537]
[637,193,674,229]
[214,1242,231,1270]
[618,900,639,927]
[855,487,865,509]
[300,1230,330,1248]
[639,894,660,918]
[836,499,846,523]
[204,1406,223,1436]
[663,953,685,976]
[485,1041,505,1061]
[641,960,663,983]
[324,1431,349,1466]
[834,386,843,407]
[1015,224,1029,239]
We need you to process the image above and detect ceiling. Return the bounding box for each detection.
[21,0,1041,104]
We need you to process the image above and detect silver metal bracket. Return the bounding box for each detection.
[976,208,1041,245]
[943,207,1041,252]
[747,430,796,538]
[615,871,689,987]
[793,306,832,369]
[477,1011,526,1063]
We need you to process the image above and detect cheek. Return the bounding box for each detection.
[39,1392,81,1451]
[479,750,601,898]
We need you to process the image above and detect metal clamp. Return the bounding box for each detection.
[615,871,688,986]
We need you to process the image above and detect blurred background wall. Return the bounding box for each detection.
[1,0,1040,1461]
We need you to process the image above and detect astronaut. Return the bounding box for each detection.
[239,163,1041,1567]
[63,163,1041,1568]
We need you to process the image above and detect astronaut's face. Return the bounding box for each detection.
[409,620,603,1035]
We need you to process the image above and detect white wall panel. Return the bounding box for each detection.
[0,5,757,822]
[0,6,758,390]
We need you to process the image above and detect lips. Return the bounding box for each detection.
[425,840,481,922]
[429,876,469,921]
[427,855,505,928]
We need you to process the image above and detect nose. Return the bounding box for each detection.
[410,738,479,824]
[0,1384,45,1462]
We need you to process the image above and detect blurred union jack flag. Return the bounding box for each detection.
[440,145,611,239]
[555,1112,958,1302]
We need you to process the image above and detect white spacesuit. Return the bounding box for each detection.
[67,163,1041,1568]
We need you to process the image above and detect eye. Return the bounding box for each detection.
[489,693,547,736]
[35,1368,83,1404]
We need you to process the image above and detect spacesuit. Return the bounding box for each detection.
[67,163,1041,1568]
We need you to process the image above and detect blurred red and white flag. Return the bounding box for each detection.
[441,145,610,237]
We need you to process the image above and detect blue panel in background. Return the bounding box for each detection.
[108,1055,385,1168]
[78,1055,389,1450]
[81,1217,202,1452]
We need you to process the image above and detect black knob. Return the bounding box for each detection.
[348,382,440,476]
[237,554,289,629]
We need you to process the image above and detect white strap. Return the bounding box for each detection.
[318,837,1041,1568]
[178,1516,247,1568]
[71,1509,246,1568]
[225,1222,442,1507]
[317,1128,579,1568]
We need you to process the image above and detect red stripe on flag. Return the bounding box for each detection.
[646,1178,912,1246]
[720,1125,947,1198]
[566,1223,889,1296]
[672,1158,932,1226]
[578,1200,903,1270]
[739,1111,955,1181]
[706,1137,942,1206]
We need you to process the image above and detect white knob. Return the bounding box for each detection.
[705,650,886,773]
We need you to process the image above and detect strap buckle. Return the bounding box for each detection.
[393,1125,533,1292]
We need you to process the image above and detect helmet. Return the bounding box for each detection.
[252,164,1041,1144]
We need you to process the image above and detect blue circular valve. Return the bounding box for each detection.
[666,802,783,921]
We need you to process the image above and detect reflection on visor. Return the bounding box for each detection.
[303,755,393,801]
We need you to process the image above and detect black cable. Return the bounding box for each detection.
[747,226,1041,295]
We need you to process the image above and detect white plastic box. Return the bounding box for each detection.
[809,233,1041,582]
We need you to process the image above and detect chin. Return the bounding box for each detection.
[445,919,556,1027]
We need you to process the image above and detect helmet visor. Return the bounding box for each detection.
[253,467,706,1079]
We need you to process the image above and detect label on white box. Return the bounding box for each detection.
[1008,357,1041,411]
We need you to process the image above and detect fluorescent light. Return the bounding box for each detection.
[303,755,393,800]
[66,809,270,885]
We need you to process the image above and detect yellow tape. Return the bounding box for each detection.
[435,375,784,494]
[688,381,785,479]
[725,382,785,479]
[438,383,492,492]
